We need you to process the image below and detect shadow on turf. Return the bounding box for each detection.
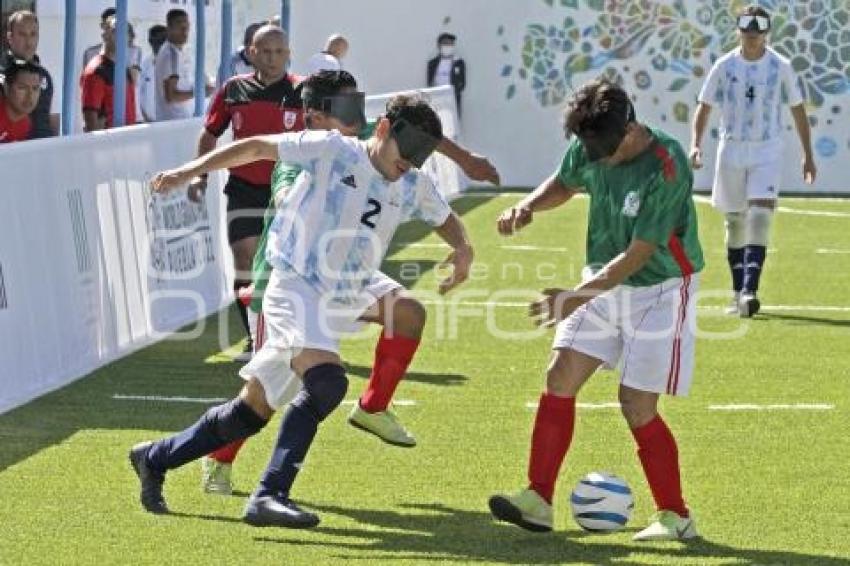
[759,312,850,328]
[253,502,850,565]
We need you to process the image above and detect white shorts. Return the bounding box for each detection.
[239,270,403,410]
[552,275,699,397]
[712,139,784,213]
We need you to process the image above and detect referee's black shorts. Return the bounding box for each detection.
[224,176,271,245]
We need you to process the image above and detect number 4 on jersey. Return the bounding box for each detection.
[745,85,755,102]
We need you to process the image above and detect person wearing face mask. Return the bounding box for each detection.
[427,32,465,115]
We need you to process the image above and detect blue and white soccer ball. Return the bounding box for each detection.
[570,472,634,532]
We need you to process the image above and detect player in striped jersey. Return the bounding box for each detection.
[130,93,475,528]
[690,4,816,317]
[202,71,501,496]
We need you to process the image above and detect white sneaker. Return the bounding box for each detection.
[201,456,233,495]
[633,510,698,541]
[738,291,761,318]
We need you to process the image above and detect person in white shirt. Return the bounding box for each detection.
[306,34,348,74]
[224,22,262,80]
[139,25,166,122]
[154,9,213,121]
[690,4,816,318]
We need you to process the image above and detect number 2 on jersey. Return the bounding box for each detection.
[360,198,382,229]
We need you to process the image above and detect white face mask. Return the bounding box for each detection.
[439,45,455,58]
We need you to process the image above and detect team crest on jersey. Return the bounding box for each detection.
[284,110,298,130]
[622,191,641,217]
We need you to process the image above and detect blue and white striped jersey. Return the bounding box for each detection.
[698,47,804,142]
[266,129,451,303]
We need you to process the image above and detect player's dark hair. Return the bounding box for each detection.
[385,94,443,141]
[148,24,167,46]
[564,79,635,139]
[301,70,358,110]
[101,7,117,21]
[0,58,41,90]
[244,22,264,47]
[739,4,770,20]
[166,9,189,27]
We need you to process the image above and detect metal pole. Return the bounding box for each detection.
[281,0,291,36]
[61,0,76,135]
[194,0,207,117]
[217,0,233,87]
[112,0,129,127]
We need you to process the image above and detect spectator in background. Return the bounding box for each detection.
[0,58,41,143]
[80,16,137,131]
[225,22,263,79]
[139,24,167,122]
[155,9,213,121]
[427,32,466,115]
[307,34,348,74]
[83,8,142,77]
[1,10,58,137]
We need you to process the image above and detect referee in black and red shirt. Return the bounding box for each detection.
[189,24,304,356]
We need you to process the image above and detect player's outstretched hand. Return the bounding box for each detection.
[689,146,703,170]
[529,288,584,327]
[496,205,533,236]
[461,153,501,185]
[151,169,194,194]
[802,156,817,185]
[437,244,473,295]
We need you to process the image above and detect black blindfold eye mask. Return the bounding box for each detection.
[389,118,441,168]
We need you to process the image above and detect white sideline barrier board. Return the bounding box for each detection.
[0,90,468,414]
[0,119,232,414]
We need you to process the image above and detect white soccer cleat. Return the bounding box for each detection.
[738,291,761,318]
[724,293,740,315]
[633,510,698,541]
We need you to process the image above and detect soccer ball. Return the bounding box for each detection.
[570,471,634,532]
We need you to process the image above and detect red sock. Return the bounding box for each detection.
[527,393,576,504]
[209,439,246,464]
[631,415,688,517]
[359,331,420,413]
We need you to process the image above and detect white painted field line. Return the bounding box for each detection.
[396,242,450,249]
[708,404,835,411]
[501,245,569,252]
[419,299,850,313]
[113,394,228,404]
[776,207,850,218]
[341,399,417,407]
[816,249,850,255]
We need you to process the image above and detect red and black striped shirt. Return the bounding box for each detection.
[205,73,305,186]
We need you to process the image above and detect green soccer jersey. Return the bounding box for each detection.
[248,122,377,312]
[557,127,704,287]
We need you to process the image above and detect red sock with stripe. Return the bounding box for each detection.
[527,393,576,504]
[631,415,688,517]
[359,331,420,413]
[210,439,246,464]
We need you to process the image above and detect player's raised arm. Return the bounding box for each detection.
[496,173,577,236]
[433,211,474,294]
[150,135,282,193]
[436,137,501,185]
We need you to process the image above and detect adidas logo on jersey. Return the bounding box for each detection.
[341,175,357,188]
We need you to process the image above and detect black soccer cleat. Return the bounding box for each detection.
[129,441,169,514]
[243,494,320,529]
[738,291,761,318]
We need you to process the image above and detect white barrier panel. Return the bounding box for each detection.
[0,89,467,414]
[0,119,232,415]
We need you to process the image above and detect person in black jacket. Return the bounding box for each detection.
[427,32,465,115]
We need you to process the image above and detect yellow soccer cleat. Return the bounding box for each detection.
[488,488,553,533]
[347,404,416,447]
[633,510,698,541]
